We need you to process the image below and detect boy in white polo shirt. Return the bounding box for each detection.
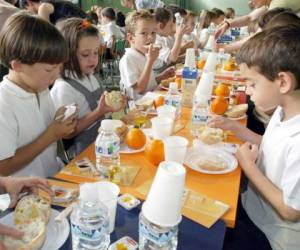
[208,25,300,250]
[119,10,174,100]
[0,12,77,177]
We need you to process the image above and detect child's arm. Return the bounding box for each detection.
[237,143,300,222]
[0,108,77,176]
[134,44,160,94]
[155,66,175,83]
[168,23,188,63]
[208,115,262,145]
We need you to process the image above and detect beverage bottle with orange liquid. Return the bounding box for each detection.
[165,82,181,115]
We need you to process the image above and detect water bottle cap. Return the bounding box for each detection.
[175,12,181,18]
[169,82,178,90]
[101,119,114,131]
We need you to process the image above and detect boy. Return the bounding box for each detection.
[119,10,174,100]
[100,7,124,58]
[154,7,188,69]
[209,26,300,250]
[0,12,77,177]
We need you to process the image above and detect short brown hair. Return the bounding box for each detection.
[265,11,300,29]
[237,25,300,89]
[101,7,116,21]
[186,10,197,18]
[57,18,99,79]
[258,8,290,29]
[0,11,67,69]
[154,7,172,25]
[125,10,155,34]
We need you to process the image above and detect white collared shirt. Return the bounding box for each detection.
[242,106,300,250]
[119,48,157,100]
[155,34,171,65]
[0,77,61,177]
[101,21,124,48]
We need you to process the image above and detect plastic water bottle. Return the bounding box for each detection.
[71,199,110,250]
[95,120,120,178]
[204,23,216,52]
[191,94,210,136]
[165,82,181,115]
[175,12,183,28]
[139,212,178,250]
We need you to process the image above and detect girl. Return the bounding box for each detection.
[51,18,124,154]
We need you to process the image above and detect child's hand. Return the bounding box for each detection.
[48,107,77,140]
[175,23,189,38]
[207,115,237,131]
[0,223,24,242]
[236,142,259,171]
[97,92,127,114]
[147,44,160,63]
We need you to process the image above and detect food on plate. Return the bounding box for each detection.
[125,128,146,149]
[105,91,124,110]
[160,76,176,88]
[135,97,154,111]
[1,195,51,250]
[211,96,229,115]
[114,121,129,142]
[225,104,248,118]
[197,127,225,145]
[193,155,228,171]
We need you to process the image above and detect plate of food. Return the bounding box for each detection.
[0,195,69,250]
[120,143,145,154]
[224,104,248,120]
[120,127,147,154]
[184,148,238,174]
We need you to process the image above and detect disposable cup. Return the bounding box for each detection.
[142,161,186,227]
[151,117,174,139]
[163,136,188,164]
[195,71,215,98]
[184,48,196,68]
[157,105,176,121]
[80,181,120,233]
[203,52,218,72]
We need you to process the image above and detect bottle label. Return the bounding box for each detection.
[165,97,180,108]
[71,222,107,241]
[96,140,119,157]
[139,220,177,246]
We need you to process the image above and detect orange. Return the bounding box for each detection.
[175,76,182,89]
[145,139,164,166]
[125,128,146,149]
[215,83,230,97]
[211,96,229,115]
[197,59,206,70]
[154,96,165,109]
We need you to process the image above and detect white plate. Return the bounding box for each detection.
[120,142,145,154]
[184,148,238,174]
[0,209,70,250]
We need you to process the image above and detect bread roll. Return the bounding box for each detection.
[105,91,124,110]
[135,97,153,111]
[193,156,228,171]
[198,127,225,145]
[225,104,248,118]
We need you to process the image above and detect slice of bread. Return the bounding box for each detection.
[2,218,46,250]
[105,91,124,110]
[225,104,248,118]
[198,127,225,145]
[194,156,228,171]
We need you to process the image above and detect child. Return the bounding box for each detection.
[208,25,300,250]
[51,18,123,154]
[100,7,124,59]
[0,12,76,177]
[119,10,175,100]
[182,11,200,49]
[224,7,235,19]
[154,7,188,70]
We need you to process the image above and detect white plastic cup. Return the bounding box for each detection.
[157,105,176,121]
[203,52,218,72]
[163,136,188,164]
[93,181,120,233]
[195,71,215,98]
[184,48,196,68]
[142,161,186,227]
[151,117,174,139]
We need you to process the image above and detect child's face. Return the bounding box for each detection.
[241,63,281,112]
[157,19,174,37]
[17,63,61,92]
[77,36,99,75]
[185,16,196,34]
[101,15,109,24]
[129,19,157,54]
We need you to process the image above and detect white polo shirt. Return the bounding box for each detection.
[0,77,61,177]
[51,74,100,119]
[155,34,171,65]
[242,106,300,250]
[101,21,124,48]
[119,48,157,100]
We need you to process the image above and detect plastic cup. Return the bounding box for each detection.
[195,71,215,98]
[157,105,176,121]
[151,117,174,139]
[94,181,120,233]
[184,48,196,68]
[203,52,218,72]
[142,161,186,227]
[163,136,188,164]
